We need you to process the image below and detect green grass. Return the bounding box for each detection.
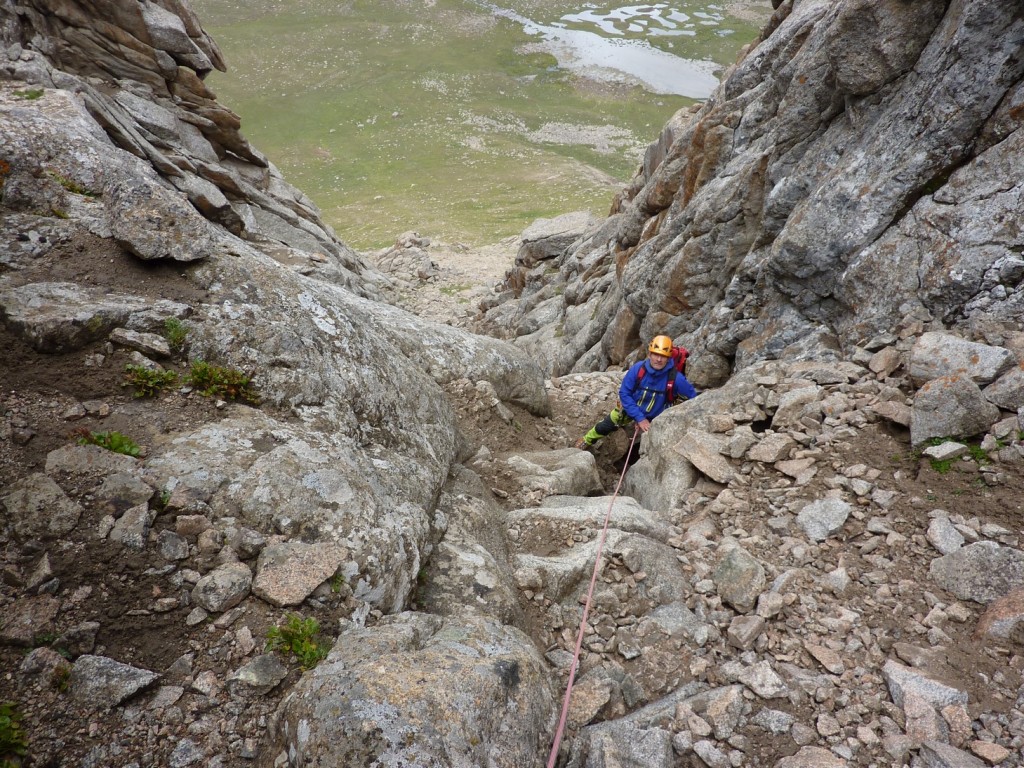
[0,701,28,766]
[192,0,764,249]
[124,365,179,398]
[266,614,330,670]
[186,361,260,404]
[163,318,188,352]
[75,430,142,457]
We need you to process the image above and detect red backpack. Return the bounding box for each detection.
[636,346,688,401]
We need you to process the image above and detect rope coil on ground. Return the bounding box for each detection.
[546,428,640,767]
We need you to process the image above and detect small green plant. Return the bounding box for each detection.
[12,88,43,100]
[45,170,99,197]
[163,317,188,352]
[0,701,28,765]
[929,458,954,474]
[31,633,57,648]
[330,573,346,593]
[74,429,141,458]
[266,614,329,670]
[439,283,473,296]
[124,365,179,398]
[967,444,990,465]
[157,488,172,509]
[186,361,260,404]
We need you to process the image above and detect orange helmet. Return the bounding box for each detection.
[648,335,673,357]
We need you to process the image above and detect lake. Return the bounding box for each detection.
[191,0,767,249]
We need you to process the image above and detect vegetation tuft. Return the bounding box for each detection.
[124,365,179,398]
[45,170,99,197]
[50,665,71,693]
[0,701,28,767]
[186,361,260,404]
[163,317,188,352]
[74,429,141,457]
[266,614,329,670]
[12,88,44,100]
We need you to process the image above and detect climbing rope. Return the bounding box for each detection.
[546,427,640,768]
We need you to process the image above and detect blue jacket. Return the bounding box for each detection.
[619,359,698,423]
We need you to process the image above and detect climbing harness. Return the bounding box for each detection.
[546,426,641,767]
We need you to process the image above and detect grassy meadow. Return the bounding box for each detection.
[191,0,765,249]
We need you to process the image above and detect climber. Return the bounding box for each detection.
[574,335,698,469]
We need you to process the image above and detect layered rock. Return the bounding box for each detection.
[480,0,1024,386]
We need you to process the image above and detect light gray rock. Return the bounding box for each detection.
[919,740,987,768]
[0,282,152,353]
[692,740,729,768]
[267,612,554,768]
[747,432,797,463]
[44,444,139,479]
[1,472,84,541]
[983,363,1024,411]
[796,498,851,542]
[772,385,823,429]
[921,442,968,461]
[168,738,205,768]
[567,723,675,768]
[226,654,288,696]
[69,655,159,710]
[926,517,964,556]
[751,708,793,734]
[909,333,1015,386]
[674,430,735,484]
[929,541,1024,603]
[882,660,968,710]
[511,494,676,542]
[910,375,1002,447]
[109,502,154,549]
[419,470,551,625]
[737,661,789,699]
[714,545,766,613]
[776,746,847,768]
[505,448,602,498]
[191,561,253,613]
[109,327,172,358]
[95,472,155,517]
[516,211,597,268]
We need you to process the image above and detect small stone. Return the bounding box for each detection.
[968,740,1011,765]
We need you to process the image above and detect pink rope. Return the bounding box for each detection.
[545,428,640,768]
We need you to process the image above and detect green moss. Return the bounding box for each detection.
[12,88,44,100]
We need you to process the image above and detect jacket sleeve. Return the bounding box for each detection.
[618,363,647,422]
[676,374,698,401]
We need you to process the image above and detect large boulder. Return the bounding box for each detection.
[265,613,555,767]
[910,374,1001,446]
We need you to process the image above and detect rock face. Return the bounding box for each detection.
[480,0,1024,386]
[3,1,1024,768]
[0,0,386,297]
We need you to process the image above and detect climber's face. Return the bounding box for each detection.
[649,352,669,370]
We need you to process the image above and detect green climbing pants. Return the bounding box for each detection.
[582,406,632,446]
